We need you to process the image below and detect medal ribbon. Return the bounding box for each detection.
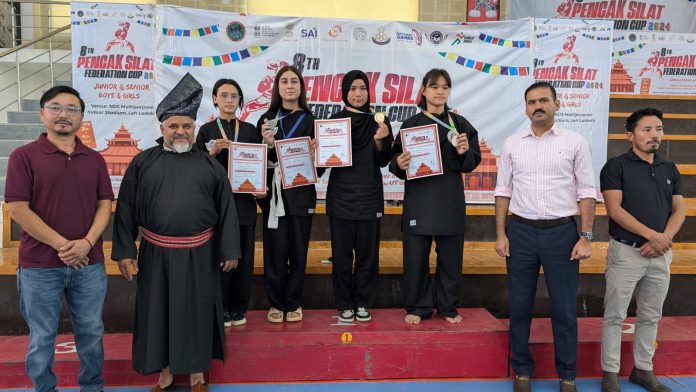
[216,117,239,142]
[277,109,306,139]
[422,110,456,132]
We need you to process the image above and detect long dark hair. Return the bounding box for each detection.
[417,68,452,111]
[268,65,311,113]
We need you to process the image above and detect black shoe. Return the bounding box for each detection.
[229,312,247,326]
[628,368,671,392]
[355,307,371,322]
[601,371,621,392]
[339,309,355,323]
[560,379,577,392]
[223,311,232,328]
[513,375,531,392]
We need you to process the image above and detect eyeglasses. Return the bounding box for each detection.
[217,93,239,101]
[43,104,82,116]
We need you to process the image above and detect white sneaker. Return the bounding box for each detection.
[355,307,371,322]
[339,309,355,323]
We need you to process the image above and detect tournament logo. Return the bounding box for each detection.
[239,59,290,121]
[396,31,414,42]
[553,35,580,65]
[226,21,246,42]
[105,21,135,54]
[639,51,664,78]
[353,27,367,41]
[77,10,84,17]
[451,32,476,46]
[372,26,391,45]
[428,30,446,45]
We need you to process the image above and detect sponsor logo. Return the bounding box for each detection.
[396,31,414,42]
[353,27,367,41]
[253,24,280,39]
[412,29,423,45]
[372,26,391,45]
[77,10,84,17]
[451,32,476,46]
[301,27,319,39]
[428,30,446,45]
[285,23,294,38]
[328,25,343,38]
[226,21,246,42]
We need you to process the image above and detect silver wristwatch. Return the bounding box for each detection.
[580,231,594,241]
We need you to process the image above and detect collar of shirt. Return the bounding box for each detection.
[38,132,89,156]
[521,124,562,139]
[626,148,664,165]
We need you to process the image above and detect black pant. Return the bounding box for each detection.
[329,217,380,311]
[262,213,312,312]
[506,219,579,380]
[402,232,463,318]
[220,224,255,315]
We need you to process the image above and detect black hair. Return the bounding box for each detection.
[268,65,311,113]
[524,81,557,102]
[625,108,663,132]
[417,68,452,110]
[40,85,85,112]
[212,78,244,109]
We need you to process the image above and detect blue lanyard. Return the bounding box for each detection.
[278,109,306,139]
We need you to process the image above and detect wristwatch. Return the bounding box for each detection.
[580,231,594,241]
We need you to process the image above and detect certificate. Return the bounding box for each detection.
[400,124,443,180]
[228,142,267,193]
[275,136,318,189]
[315,118,352,167]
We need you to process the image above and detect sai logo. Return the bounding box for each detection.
[301,27,318,38]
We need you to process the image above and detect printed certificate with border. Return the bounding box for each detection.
[228,142,267,193]
[275,136,318,189]
[400,124,443,180]
[315,118,352,168]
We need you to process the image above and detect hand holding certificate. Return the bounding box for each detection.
[275,136,318,189]
[315,118,352,167]
[400,124,443,180]
[228,142,267,193]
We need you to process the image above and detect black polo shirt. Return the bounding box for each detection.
[600,148,682,245]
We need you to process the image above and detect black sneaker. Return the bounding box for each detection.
[339,309,355,323]
[223,312,232,328]
[229,312,247,326]
[355,307,371,322]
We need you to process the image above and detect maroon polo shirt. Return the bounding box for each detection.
[4,133,114,268]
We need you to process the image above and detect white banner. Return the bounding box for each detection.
[508,0,696,33]
[71,2,156,190]
[610,31,696,95]
[71,4,614,202]
[534,19,613,196]
[155,7,535,202]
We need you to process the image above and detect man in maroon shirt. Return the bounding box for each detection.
[5,86,113,392]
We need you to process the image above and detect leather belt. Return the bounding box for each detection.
[511,214,574,229]
[612,236,646,248]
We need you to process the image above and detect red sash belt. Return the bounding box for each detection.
[141,228,214,249]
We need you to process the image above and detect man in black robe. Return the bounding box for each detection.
[112,73,241,392]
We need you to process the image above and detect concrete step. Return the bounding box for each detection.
[0,141,31,157]
[0,158,7,174]
[7,111,40,124]
[55,80,72,87]
[0,124,42,140]
[20,100,40,111]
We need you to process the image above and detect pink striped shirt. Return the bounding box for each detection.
[494,125,597,220]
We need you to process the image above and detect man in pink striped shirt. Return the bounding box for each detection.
[494,81,597,392]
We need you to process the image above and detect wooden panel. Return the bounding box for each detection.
[607,134,696,141]
[610,112,696,120]
[611,94,696,100]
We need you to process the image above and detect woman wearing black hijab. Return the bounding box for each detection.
[326,70,393,323]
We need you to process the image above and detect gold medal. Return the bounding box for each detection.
[374,112,385,123]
